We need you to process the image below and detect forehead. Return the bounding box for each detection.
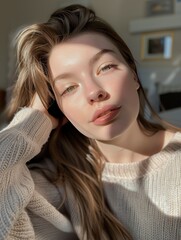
[49,32,120,59]
[63,32,117,48]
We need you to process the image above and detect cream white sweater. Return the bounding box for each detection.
[0,108,181,240]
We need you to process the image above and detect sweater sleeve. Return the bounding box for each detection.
[0,108,52,239]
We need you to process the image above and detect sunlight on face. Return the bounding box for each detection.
[49,32,140,141]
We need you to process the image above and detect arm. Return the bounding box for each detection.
[0,108,53,171]
[0,107,53,239]
[0,92,57,171]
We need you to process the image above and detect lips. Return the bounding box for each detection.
[91,105,121,125]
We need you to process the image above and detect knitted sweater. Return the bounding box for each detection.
[0,108,181,240]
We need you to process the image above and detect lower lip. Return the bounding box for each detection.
[93,108,121,126]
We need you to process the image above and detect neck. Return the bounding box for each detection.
[96,122,172,164]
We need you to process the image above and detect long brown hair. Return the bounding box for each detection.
[6,4,178,240]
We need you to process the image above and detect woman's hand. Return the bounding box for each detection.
[30,93,59,129]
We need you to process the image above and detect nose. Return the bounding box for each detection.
[88,88,108,104]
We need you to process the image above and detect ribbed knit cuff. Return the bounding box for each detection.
[7,107,53,146]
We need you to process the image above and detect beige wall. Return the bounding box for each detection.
[90,0,145,54]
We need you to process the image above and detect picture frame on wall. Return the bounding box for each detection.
[141,31,174,61]
[146,0,174,16]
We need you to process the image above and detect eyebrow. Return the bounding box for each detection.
[90,49,116,65]
[53,48,116,82]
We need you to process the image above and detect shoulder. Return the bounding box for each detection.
[162,131,181,148]
[168,131,181,146]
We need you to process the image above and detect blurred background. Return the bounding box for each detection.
[0,0,181,127]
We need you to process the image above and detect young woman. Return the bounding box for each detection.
[1,4,181,240]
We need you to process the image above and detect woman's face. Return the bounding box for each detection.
[49,32,140,141]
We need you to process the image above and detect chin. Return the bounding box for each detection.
[89,130,124,142]
[92,124,132,141]
[76,120,133,141]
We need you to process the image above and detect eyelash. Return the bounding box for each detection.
[98,64,117,74]
[61,85,77,96]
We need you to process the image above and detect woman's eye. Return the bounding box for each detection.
[98,64,117,74]
[61,85,77,96]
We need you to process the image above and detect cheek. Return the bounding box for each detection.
[111,73,136,100]
[62,109,91,138]
[115,73,140,109]
[125,83,140,116]
[59,101,85,125]
[65,111,80,123]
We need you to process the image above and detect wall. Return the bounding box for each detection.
[90,0,145,52]
[132,27,181,96]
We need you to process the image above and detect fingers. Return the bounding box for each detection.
[30,93,59,129]
[30,93,46,112]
